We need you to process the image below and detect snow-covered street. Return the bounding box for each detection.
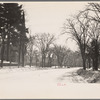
[0,67,100,99]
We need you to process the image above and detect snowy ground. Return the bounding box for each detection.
[0,67,100,99]
[77,68,100,83]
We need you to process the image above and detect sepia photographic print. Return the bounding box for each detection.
[0,1,100,99]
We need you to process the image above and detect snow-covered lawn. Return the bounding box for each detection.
[0,66,100,99]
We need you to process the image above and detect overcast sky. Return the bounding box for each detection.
[22,2,88,51]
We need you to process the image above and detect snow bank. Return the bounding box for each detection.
[77,69,100,83]
[0,66,38,74]
[0,65,55,74]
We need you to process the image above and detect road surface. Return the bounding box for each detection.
[0,67,100,99]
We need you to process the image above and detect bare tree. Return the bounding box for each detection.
[84,3,100,23]
[86,21,100,70]
[63,3,100,70]
[63,50,82,67]
[34,50,39,67]
[35,33,55,67]
[78,3,100,70]
[27,35,35,67]
[63,14,90,70]
[53,44,68,68]
[47,47,54,67]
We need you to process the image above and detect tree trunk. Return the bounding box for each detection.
[6,33,10,61]
[18,38,21,68]
[44,53,46,67]
[35,54,38,67]
[1,38,5,67]
[82,56,86,70]
[41,54,43,67]
[21,11,26,67]
[30,56,32,67]
[92,58,95,70]
[35,58,37,67]
[94,58,98,70]
[93,41,99,71]
[94,42,99,70]
[57,57,62,68]
[92,54,98,71]
[88,57,91,68]
[22,41,25,67]
[80,45,86,70]
[48,55,52,67]
[41,53,46,67]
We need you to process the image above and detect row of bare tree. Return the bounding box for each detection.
[63,3,100,70]
[26,32,82,68]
